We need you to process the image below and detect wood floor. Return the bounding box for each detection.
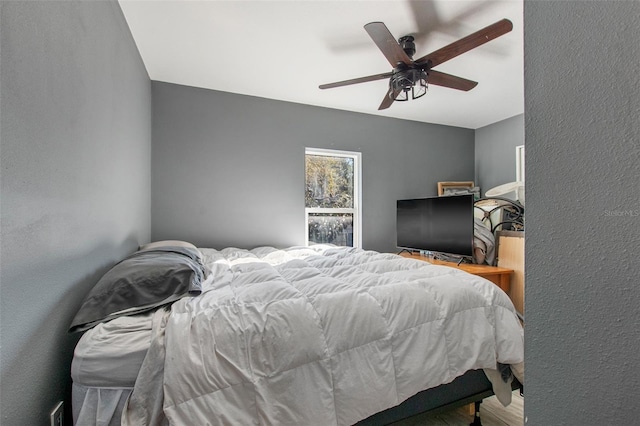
[390,391,524,426]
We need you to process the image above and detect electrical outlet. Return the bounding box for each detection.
[50,401,63,426]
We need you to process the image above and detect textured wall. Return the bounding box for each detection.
[151,82,475,253]
[0,1,151,424]
[524,1,640,424]
[474,114,524,196]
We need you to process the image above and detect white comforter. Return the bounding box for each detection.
[123,245,524,426]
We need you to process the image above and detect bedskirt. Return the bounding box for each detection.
[72,384,132,426]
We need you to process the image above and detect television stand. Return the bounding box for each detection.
[432,252,472,265]
[399,252,513,292]
[396,248,415,256]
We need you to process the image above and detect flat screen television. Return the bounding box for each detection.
[396,194,475,258]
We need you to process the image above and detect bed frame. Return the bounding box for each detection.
[356,369,521,425]
[73,370,518,426]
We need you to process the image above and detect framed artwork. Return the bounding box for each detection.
[437,181,475,196]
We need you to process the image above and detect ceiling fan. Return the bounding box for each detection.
[319,19,513,110]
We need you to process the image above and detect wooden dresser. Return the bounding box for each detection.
[399,252,513,293]
[496,231,525,315]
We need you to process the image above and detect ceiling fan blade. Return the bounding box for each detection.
[408,0,440,38]
[415,19,513,68]
[364,22,413,67]
[428,70,478,91]
[378,88,401,110]
[409,0,498,44]
[319,71,393,90]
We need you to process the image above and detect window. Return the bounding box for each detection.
[305,148,362,248]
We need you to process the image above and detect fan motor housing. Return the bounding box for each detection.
[398,35,416,58]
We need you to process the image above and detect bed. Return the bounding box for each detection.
[70,242,524,425]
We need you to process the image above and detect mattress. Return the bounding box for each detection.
[71,311,155,425]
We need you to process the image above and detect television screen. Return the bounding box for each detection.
[396,194,474,257]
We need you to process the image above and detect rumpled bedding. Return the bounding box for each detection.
[122,245,524,426]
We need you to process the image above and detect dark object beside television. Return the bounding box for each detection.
[396,194,474,260]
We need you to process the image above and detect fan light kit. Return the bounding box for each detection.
[390,68,428,102]
[320,19,513,110]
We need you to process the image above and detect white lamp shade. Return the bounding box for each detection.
[485,181,525,205]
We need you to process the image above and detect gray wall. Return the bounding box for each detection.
[0,1,151,424]
[474,114,524,196]
[524,1,640,424]
[151,82,475,253]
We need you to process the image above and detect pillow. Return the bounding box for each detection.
[139,240,197,251]
[69,246,204,333]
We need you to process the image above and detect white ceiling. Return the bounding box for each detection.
[119,0,523,129]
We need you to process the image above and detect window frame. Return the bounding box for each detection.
[516,145,525,182]
[305,147,362,248]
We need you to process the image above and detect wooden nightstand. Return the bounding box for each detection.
[399,252,513,293]
[496,231,525,316]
